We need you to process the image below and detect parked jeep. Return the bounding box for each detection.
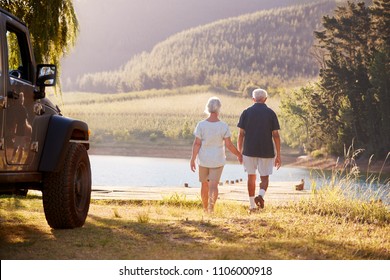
[0,8,91,229]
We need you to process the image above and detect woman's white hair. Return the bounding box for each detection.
[252,88,268,102]
[204,96,221,114]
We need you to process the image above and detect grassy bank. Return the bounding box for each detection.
[1,192,389,260]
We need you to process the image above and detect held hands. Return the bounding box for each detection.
[237,153,243,164]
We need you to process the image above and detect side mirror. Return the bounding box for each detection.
[36,64,56,87]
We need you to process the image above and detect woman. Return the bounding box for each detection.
[190,97,242,213]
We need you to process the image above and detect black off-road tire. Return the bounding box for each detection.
[42,143,91,229]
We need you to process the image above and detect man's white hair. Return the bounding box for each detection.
[204,96,221,114]
[252,88,268,102]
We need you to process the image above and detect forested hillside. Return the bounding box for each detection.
[61,0,322,89]
[75,1,336,93]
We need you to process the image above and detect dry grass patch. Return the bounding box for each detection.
[1,194,389,260]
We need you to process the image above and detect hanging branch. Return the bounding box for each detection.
[0,0,79,91]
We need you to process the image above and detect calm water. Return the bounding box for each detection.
[89,155,312,188]
[89,155,389,203]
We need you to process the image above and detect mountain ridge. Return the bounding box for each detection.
[61,0,328,90]
[74,0,336,92]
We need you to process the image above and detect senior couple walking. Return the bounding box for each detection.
[190,88,281,213]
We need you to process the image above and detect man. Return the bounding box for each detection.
[237,88,281,213]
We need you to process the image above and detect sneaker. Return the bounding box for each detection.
[255,195,264,209]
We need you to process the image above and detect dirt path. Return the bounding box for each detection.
[90,180,310,204]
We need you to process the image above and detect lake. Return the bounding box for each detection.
[89,155,389,204]
[89,155,312,188]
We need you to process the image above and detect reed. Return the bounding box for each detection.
[136,211,151,223]
[293,147,390,225]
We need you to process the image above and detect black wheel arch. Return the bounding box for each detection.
[39,115,89,172]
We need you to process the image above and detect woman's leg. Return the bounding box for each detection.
[201,181,209,212]
[199,166,210,212]
[208,180,219,213]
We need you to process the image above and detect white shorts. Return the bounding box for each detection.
[243,156,274,176]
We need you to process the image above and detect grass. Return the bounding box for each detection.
[0,192,389,260]
[304,148,389,223]
[2,149,388,260]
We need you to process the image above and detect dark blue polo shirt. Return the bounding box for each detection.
[237,103,280,158]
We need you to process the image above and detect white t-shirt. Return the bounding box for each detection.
[194,120,231,168]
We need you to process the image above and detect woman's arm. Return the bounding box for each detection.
[190,137,202,172]
[225,137,243,164]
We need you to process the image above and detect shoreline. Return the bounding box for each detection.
[90,181,311,203]
[88,144,390,174]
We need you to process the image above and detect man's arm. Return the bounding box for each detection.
[272,130,281,169]
[238,128,245,154]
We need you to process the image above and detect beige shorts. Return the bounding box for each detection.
[199,166,224,183]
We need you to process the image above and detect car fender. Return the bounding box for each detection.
[39,115,89,172]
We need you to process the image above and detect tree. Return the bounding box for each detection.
[0,0,78,80]
[280,84,344,154]
[369,0,390,156]
[312,1,390,157]
[280,86,314,150]
[315,2,372,147]
[280,1,389,157]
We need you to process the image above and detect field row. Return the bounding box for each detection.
[56,88,280,144]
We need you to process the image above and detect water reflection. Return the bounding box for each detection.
[90,155,316,188]
[6,92,32,164]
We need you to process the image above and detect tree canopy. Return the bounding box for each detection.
[0,0,78,67]
[281,0,389,157]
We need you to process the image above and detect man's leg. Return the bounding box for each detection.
[255,158,274,209]
[255,175,269,208]
[255,175,270,209]
[243,156,258,211]
[248,174,257,210]
[260,175,269,192]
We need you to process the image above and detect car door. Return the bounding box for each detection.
[0,20,5,169]
[4,22,36,168]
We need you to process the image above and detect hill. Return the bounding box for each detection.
[74,1,336,93]
[61,0,331,91]
[62,0,324,87]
